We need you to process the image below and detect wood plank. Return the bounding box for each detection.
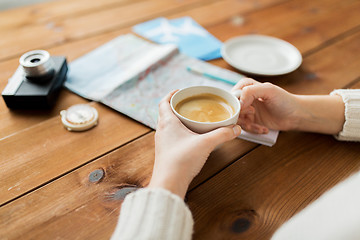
[0,0,285,32]
[188,131,360,239]
[60,0,209,40]
[1,0,358,65]
[0,0,290,62]
[167,0,286,27]
[289,31,360,93]
[0,0,286,41]
[348,79,360,89]
[0,90,89,139]
[0,0,142,31]
[261,31,360,94]
[191,138,257,188]
[0,0,208,61]
[0,102,150,205]
[0,132,255,239]
[209,0,360,54]
[0,133,156,240]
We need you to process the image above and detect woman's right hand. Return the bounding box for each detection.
[232,78,300,134]
[232,78,345,135]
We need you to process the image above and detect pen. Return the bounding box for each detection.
[186,66,239,85]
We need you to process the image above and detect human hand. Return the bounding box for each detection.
[148,90,241,199]
[232,78,299,134]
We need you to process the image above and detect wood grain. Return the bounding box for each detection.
[167,0,285,26]
[191,138,257,188]
[0,132,255,239]
[0,90,88,139]
[348,79,360,89]
[188,131,360,239]
[0,0,359,239]
[0,132,156,240]
[0,102,149,205]
[261,30,360,95]
[0,0,206,61]
[188,81,360,239]
[0,0,141,30]
[0,0,359,61]
[209,0,360,53]
[0,0,286,61]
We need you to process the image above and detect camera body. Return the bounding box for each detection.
[2,50,68,109]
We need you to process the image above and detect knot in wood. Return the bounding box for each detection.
[305,73,317,80]
[89,169,104,183]
[231,218,251,233]
[110,186,139,200]
[227,209,257,234]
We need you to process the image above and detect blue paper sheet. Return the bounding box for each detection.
[133,17,222,61]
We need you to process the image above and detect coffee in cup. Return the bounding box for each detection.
[170,86,241,133]
[174,93,235,123]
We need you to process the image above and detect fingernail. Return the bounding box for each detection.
[233,125,241,136]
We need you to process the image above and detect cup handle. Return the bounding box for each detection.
[231,89,242,99]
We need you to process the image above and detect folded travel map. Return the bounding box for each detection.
[65,34,278,146]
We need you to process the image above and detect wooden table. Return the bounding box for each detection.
[1,0,360,239]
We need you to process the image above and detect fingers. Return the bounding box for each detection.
[244,123,269,134]
[157,90,180,129]
[202,125,241,148]
[238,116,269,134]
[240,106,255,115]
[231,78,259,92]
[158,90,178,116]
[239,82,275,109]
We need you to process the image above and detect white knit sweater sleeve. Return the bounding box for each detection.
[330,89,360,141]
[111,188,194,240]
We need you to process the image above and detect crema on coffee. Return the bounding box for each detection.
[175,93,234,122]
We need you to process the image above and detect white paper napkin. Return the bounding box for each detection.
[238,129,279,147]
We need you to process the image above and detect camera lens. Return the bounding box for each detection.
[20,50,55,82]
[30,58,41,63]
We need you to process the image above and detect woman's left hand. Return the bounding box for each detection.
[148,90,241,199]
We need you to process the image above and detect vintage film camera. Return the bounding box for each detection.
[2,50,68,109]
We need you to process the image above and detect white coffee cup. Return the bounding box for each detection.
[170,86,242,133]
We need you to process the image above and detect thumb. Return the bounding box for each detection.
[202,125,241,148]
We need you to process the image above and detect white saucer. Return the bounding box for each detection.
[221,35,302,76]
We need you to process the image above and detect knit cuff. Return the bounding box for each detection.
[330,89,360,141]
[111,188,194,240]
